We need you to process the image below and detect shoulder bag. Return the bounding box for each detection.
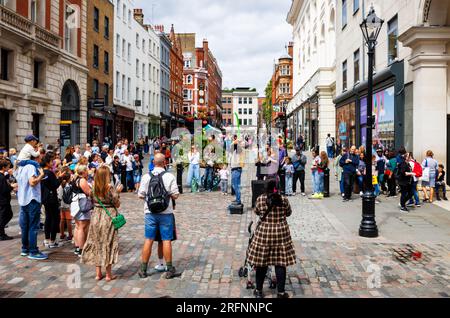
[94,192,126,230]
[422,159,430,182]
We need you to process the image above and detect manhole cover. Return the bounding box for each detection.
[0,290,26,298]
[45,251,79,263]
[391,245,430,265]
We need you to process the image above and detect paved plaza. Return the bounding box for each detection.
[0,158,449,298]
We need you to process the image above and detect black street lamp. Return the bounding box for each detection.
[359,6,384,238]
[284,101,288,146]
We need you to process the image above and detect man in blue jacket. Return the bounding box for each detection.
[340,146,359,202]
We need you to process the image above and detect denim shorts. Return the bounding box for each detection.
[145,213,174,241]
[134,174,142,184]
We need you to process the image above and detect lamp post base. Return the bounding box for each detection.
[359,191,379,238]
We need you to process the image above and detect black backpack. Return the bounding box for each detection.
[146,172,170,214]
[62,179,82,205]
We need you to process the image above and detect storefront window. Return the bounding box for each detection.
[360,86,395,150]
[336,102,356,148]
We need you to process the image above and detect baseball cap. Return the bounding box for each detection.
[24,135,39,143]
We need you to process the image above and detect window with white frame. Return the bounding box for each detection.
[122,74,125,101]
[115,72,120,98]
[183,89,192,100]
[116,34,120,56]
[122,39,126,60]
[127,78,131,103]
[388,15,398,64]
[136,59,139,77]
[187,75,193,84]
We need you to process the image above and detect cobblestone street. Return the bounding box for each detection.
[0,162,450,298]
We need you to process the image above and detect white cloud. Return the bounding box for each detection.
[134,0,292,96]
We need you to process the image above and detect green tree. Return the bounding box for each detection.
[262,80,273,132]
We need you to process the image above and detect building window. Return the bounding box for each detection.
[104,51,109,74]
[64,4,77,55]
[93,79,99,99]
[244,108,248,115]
[184,59,191,68]
[228,109,232,114]
[127,43,131,63]
[142,63,145,79]
[104,16,109,39]
[93,45,99,68]
[342,0,347,29]
[142,39,145,52]
[32,113,40,139]
[136,33,140,48]
[122,4,126,21]
[136,88,139,104]
[128,10,131,25]
[354,49,360,83]
[238,119,242,126]
[122,75,125,101]
[183,89,192,100]
[243,119,247,126]
[127,78,131,102]
[249,108,253,115]
[0,48,12,81]
[388,15,398,64]
[117,0,121,18]
[353,0,359,14]
[238,97,242,104]
[116,34,120,56]
[104,83,109,104]
[33,60,45,89]
[249,119,253,126]
[93,7,99,32]
[228,98,232,103]
[342,60,348,91]
[115,71,120,98]
[249,98,253,104]
[187,75,193,84]
[136,59,139,77]
[238,108,242,115]
[122,39,126,60]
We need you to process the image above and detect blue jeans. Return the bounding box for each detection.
[327,146,334,159]
[221,180,228,193]
[203,166,214,190]
[317,172,324,193]
[187,164,200,187]
[409,181,420,205]
[312,170,318,194]
[231,169,242,204]
[126,171,134,190]
[357,175,365,193]
[285,175,293,195]
[19,200,42,255]
[374,184,381,197]
[339,177,345,194]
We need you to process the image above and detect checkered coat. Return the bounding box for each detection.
[247,194,297,268]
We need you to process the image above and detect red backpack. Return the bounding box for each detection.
[413,160,423,178]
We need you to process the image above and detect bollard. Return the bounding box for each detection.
[324,168,330,198]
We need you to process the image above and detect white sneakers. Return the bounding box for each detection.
[154,264,166,272]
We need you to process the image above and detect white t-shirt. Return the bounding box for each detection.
[188,152,200,165]
[219,169,229,180]
[83,151,92,159]
[105,155,114,172]
[17,143,40,161]
[122,154,134,171]
[138,167,179,215]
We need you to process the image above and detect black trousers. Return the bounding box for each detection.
[400,184,413,208]
[343,172,355,200]
[177,164,184,194]
[293,170,305,194]
[0,204,13,236]
[255,266,286,294]
[44,201,60,241]
[387,176,397,196]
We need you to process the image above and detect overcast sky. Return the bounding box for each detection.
[134,0,293,96]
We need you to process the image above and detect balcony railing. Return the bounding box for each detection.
[0,5,61,49]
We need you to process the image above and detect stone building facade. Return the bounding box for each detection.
[333,0,450,182]
[168,24,184,131]
[0,0,88,151]
[286,0,337,152]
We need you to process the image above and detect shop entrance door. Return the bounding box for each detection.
[0,109,9,149]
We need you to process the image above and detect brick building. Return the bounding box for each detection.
[272,43,294,136]
[178,33,223,131]
[0,0,88,151]
[221,89,233,128]
[168,24,184,131]
[86,0,114,144]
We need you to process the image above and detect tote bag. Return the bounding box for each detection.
[422,159,430,182]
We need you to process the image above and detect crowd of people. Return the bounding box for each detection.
[0,131,447,297]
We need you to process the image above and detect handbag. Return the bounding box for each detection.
[94,193,126,230]
[78,193,94,214]
[422,159,430,182]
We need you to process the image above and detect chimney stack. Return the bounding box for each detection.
[154,25,165,33]
[134,9,144,26]
[288,42,294,57]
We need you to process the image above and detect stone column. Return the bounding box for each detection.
[399,27,450,164]
[317,85,336,155]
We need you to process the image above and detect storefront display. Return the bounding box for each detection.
[336,102,356,148]
[360,86,395,150]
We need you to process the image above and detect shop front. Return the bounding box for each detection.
[115,106,135,142]
[334,61,405,152]
[134,114,149,141]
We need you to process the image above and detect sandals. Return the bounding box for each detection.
[105,275,118,282]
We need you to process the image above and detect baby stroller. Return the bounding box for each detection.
[238,217,277,290]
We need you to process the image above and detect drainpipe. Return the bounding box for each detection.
[362,0,366,81]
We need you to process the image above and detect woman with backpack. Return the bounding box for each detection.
[82,166,123,282]
[407,153,422,208]
[247,180,296,299]
[422,150,439,203]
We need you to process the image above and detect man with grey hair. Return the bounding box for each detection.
[138,153,180,279]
